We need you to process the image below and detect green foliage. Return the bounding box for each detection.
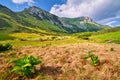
[90,55,100,66]
[110,48,114,51]
[11,55,41,77]
[84,52,92,59]
[51,36,57,40]
[85,52,100,66]
[0,43,12,52]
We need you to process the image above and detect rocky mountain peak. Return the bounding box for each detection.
[29,6,41,15]
[84,16,92,22]
[79,16,92,22]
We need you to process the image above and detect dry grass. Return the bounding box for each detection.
[0,43,120,80]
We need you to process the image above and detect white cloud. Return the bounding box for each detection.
[12,0,34,6]
[97,16,120,26]
[106,21,116,26]
[50,0,120,23]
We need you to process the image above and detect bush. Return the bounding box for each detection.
[11,55,41,77]
[77,32,93,40]
[90,55,100,66]
[0,43,12,52]
[51,36,57,40]
[85,52,100,66]
[84,52,92,59]
[110,48,114,51]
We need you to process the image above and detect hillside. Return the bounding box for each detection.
[0,4,66,34]
[0,4,110,34]
[16,7,67,33]
[94,26,120,35]
[19,6,110,33]
[59,17,109,33]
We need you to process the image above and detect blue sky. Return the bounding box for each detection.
[0,0,66,12]
[0,0,120,27]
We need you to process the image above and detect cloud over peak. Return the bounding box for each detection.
[50,0,120,24]
[12,0,34,6]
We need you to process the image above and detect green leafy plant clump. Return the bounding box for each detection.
[90,55,100,66]
[85,52,100,66]
[84,52,92,59]
[11,55,41,77]
[110,48,114,51]
[0,43,12,52]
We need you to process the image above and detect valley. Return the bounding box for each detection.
[0,4,120,80]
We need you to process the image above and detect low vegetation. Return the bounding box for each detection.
[11,55,41,77]
[84,52,100,66]
[0,42,120,80]
[75,32,93,40]
[110,48,114,51]
[0,43,12,52]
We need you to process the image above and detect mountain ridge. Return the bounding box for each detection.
[0,4,110,34]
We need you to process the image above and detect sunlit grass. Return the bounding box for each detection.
[0,37,82,46]
[90,31,120,44]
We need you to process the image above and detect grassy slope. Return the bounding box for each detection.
[61,17,110,33]
[0,12,50,34]
[94,26,120,34]
[0,5,67,35]
[91,31,120,43]
[17,17,67,33]
[16,11,67,33]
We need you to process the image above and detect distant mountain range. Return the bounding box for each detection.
[0,4,110,34]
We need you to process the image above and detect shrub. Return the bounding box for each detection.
[85,52,100,66]
[11,55,41,77]
[51,36,57,40]
[0,43,12,52]
[84,52,92,59]
[90,55,100,66]
[110,48,114,51]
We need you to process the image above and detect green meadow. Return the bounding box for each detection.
[91,31,120,44]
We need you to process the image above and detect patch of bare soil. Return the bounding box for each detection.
[0,43,120,80]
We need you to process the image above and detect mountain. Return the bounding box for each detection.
[20,6,110,33]
[16,6,66,33]
[0,4,110,34]
[0,4,67,34]
[59,17,110,33]
[0,4,19,32]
